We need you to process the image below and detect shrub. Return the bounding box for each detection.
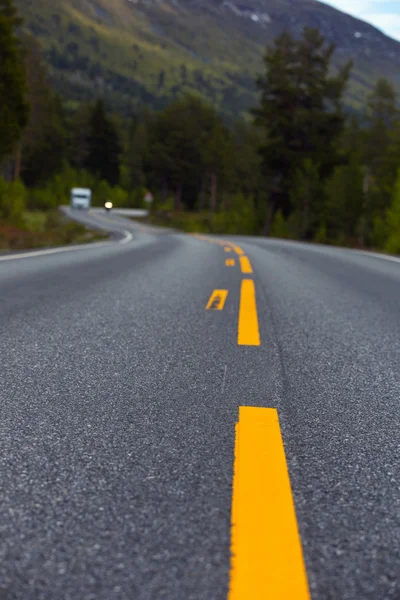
[271,209,289,239]
[213,193,256,235]
[384,169,400,254]
[314,223,328,244]
[109,185,128,207]
[0,178,26,225]
[27,163,97,210]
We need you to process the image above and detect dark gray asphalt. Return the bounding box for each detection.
[1,210,400,599]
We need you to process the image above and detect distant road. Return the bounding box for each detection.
[1,209,400,599]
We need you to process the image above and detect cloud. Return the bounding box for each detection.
[321,0,400,40]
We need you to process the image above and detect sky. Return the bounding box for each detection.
[322,0,400,41]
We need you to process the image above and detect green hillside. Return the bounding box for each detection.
[16,0,400,117]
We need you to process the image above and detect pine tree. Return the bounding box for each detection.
[20,35,66,186]
[289,158,321,239]
[384,169,400,254]
[0,0,29,163]
[364,78,400,216]
[85,99,121,186]
[148,95,221,210]
[324,154,364,245]
[122,113,148,190]
[254,27,351,234]
[202,120,233,214]
[67,103,93,170]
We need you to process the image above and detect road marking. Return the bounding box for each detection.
[353,250,400,264]
[239,256,253,274]
[226,259,236,267]
[233,245,244,256]
[120,230,134,244]
[194,234,230,248]
[238,279,260,346]
[206,290,228,310]
[229,407,310,600]
[194,234,245,257]
[0,230,132,263]
[0,241,111,262]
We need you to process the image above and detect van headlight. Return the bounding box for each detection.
[105,202,113,209]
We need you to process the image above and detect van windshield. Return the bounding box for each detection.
[73,194,90,199]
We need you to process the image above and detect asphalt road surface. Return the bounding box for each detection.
[1,208,400,600]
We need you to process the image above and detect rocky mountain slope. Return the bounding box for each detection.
[16,0,400,117]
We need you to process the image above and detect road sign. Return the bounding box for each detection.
[144,192,154,203]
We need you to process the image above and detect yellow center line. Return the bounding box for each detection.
[194,234,244,255]
[229,407,310,600]
[238,279,260,346]
[194,234,229,248]
[206,289,228,310]
[239,256,253,274]
[226,259,236,267]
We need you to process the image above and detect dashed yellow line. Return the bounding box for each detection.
[195,234,260,345]
[226,259,236,267]
[239,256,253,274]
[206,289,228,310]
[229,407,310,600]
[238,279,260,346]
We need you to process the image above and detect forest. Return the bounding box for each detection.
[2,0,400,253]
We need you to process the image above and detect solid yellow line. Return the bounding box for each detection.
[239,256,253,274]
[226,259,236,267]
[233,245,244,255]
[229,407,310,600]
[206,289,228,310]
[238,279,260,346]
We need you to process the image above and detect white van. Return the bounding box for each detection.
[70,188,92,209]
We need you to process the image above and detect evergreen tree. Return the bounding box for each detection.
[289,158,321,239]
[202,120,233,214]
[324,154,364,245]
[67,103,93,170]
[0,0,21,26]
[0,0,29,163]
[230,122,262,198]
[20,35,66,186]
[364,78,400,216]
[122,113,148,190]
[85,99,121,186]
[148,95,221,210]
[254,27,351,235]
[367,78,398,129]
[384,169,400,254]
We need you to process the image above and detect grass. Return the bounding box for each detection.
[22,211,48,232]
[0,210,108,252]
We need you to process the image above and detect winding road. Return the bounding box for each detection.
[1,208,400,599]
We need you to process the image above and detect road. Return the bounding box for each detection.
[1,208,400,599]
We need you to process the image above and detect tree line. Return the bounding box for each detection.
[2,0,400,251]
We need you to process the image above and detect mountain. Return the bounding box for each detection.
[15,0,400,117]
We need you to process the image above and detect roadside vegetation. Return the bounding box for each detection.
[2,0,400,253]
[0,167,109,251]
[0,213,106,252]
